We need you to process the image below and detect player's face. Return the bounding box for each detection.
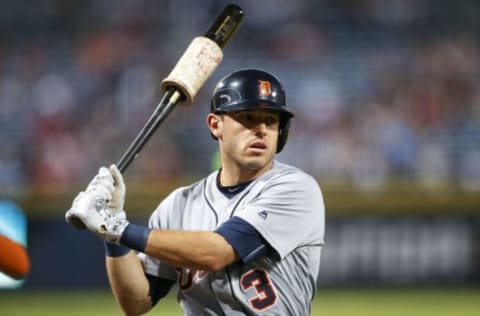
[212,109,280,175]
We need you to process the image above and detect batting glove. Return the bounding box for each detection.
[66,165,129,244]
[82,164,125,214]
[106,164,126,215]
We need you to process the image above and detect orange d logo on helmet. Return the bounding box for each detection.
[258,80,272,97]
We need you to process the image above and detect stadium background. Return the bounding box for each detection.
[0,0,479,314]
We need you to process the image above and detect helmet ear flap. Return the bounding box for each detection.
[276,117,291,153]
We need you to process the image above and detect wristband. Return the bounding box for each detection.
[120,224,152,253]
[104,241,130,257]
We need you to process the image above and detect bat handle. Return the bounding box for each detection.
[116,88,182,173]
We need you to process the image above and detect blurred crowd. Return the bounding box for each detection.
[0,0,479,197]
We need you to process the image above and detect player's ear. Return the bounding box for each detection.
[207,113,222,138]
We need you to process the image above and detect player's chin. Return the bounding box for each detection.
[243,152,274,170]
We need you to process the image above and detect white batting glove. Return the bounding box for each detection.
[66,165,128,243]
[97,206,130,244]
[106,165,126,215]
[83,164,125,214]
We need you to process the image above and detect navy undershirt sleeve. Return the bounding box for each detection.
[215,216,269,264]
[145,273,176,306]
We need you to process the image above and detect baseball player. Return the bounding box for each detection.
[66,69,325,315]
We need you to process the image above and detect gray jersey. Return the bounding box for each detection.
[139,160,325,315]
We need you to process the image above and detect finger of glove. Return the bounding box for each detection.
[95,186,113,201]
[84,205,108,234]
[66,192,98,225]
[85,182,113,202]
[90,177,115,194]
[87,168,115,198]
[72,191,86,207]
[87,167,114,190]
[109,164,125,192]
[108,164,126,212]
[107,199,122,211]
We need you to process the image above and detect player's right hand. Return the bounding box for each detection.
[66,165,125,227]
[65,191,129,243]
[65,166,129,243]
[65,166,115,230]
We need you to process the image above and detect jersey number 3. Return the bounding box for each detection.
[240,268,278,311]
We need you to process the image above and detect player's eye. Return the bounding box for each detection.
[233,111,279,128]
[234,112,256,126]
[263,114,279,126]
[242,113,255,122]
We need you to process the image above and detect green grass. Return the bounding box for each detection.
[0,289,181,315]
[0,287,479,315]
[315,287,480,316]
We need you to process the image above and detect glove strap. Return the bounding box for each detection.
[120,224,152,253]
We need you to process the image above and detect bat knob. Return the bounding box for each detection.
[69,216,87,230]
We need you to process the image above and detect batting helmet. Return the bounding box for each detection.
[210,69,294,153]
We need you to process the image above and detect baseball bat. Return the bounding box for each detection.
[69,4,244,230]
[117,4,244,172]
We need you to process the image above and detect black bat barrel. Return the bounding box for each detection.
[204,4,245,49]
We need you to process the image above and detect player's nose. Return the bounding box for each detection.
[252,120,268,135]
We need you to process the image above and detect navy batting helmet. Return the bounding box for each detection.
[210,69,294,153]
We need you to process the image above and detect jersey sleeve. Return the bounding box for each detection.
[234,171,325,259]
[215,216,269,264]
